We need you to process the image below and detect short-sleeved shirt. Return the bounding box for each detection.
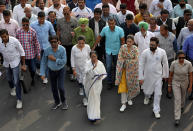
[120,22,139,40]
[134,13,153,25]
[170,59,193,81]
[100,26,124,55]
[57,16,78,46]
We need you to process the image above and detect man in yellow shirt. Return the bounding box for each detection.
[134,3,153,25]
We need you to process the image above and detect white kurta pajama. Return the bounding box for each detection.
[71,44,91,84]
[84,60,107,121]
[139,47,169,113]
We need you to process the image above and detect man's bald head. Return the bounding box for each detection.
[24,7,32,18]
[188,19,193,31]
[24,7,31,12]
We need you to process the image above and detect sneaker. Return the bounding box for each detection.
[43,78,48,84]
[36,69,40,76]
[79,88,84,96]
[51,103,62,110]
[128,100,133,106]
[70,74,76,81]
[83,98,88,106]
[16,100,22,109]
[154,112,161,119]
[62,102,68,110]
[144,97,149,105]
[10,88,16,96]
[120,104,126,112]
[175,120,180,126]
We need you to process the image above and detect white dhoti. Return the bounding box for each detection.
[144,77,162,113]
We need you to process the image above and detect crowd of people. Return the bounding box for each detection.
[0,0,193,126]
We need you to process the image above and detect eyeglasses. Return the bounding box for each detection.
[22,24,29,27]
[185,13,192,16]
[179,57,185,59]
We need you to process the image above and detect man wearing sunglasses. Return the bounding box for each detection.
[40,35,68,110]
[16,17,41,86]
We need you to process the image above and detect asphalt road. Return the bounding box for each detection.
[1,72,193,131]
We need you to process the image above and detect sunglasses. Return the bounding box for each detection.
[22,24,29,27]
[50,41,58,44]
[179,57,185,59]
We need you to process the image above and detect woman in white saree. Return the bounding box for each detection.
[84,51,107,123]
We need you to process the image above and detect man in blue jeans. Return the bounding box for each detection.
[93,17,125,89]
[0,29,26,109]
[40,35,68,110]
[16,17,41,86]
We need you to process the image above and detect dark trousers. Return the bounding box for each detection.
[63,45,73,74]
[25,58,36,80]
[6,65,21,100]
[95,45,105,63]
[49,67,66,104]
[106,53,118,85]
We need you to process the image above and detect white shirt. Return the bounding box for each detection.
[0,13,3,21]
[177,27,193,47]
[71,44,91,83]
[139,47,169,95]
[46,4,66,19]
[0,19,19,37]
[0,36,25,68]
[72,6,93,20]
[13,4,31,26]
[134,31,155,57]
[95,3,117,14]
[94,20,99,39]
[149,0,173,17]
[32,6,48,16]
[117,10,134,24]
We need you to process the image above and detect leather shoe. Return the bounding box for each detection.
[175,120,180,126]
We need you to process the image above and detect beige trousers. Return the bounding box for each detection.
[172,79,189,120]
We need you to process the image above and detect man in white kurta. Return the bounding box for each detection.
[134,22,155,58]
[139,37,169,119]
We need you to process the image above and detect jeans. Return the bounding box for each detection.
[25,58,36,80]
[49,67,66,104]
[105,53,118,84]
[6,65,21,100]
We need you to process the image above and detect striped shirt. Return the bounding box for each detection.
[72,6,93,19]
[16,27,41,59]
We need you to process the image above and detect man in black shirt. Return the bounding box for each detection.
[120,14,139,42]
[67,0,78,11]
